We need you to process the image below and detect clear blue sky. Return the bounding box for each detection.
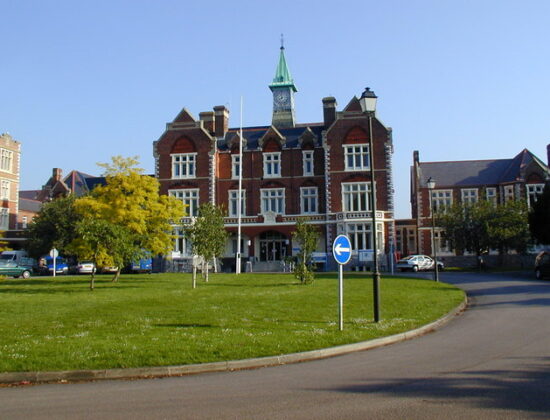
[2,0,549,218]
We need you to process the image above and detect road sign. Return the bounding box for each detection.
[49,248,59,259]
[333,235,352,265]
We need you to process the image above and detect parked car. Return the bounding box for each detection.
[74,261,96,274]
[131,257,152,273]
[101,266,119,274]
[42,256,69,275]
[396,255,444,272]
[535,251,550,280]
[0,260,33,279]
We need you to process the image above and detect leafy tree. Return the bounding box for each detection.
[529,184,550,245]
[185,203,228,285]
[26,195,81,258]
[488,199,530,255]
[74,156,185,281]
[71,218,139,289]
[437,200,493,258]
[292,218,320,284]
[438,198,530,263]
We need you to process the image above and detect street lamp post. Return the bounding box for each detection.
[360,87,380,322]
[426,177,439,282]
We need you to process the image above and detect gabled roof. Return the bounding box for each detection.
[418,149,549,188]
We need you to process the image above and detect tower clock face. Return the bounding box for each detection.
[274,90,290,107]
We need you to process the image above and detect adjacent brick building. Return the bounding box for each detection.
[153,46,395,270]
[396,146,550,258]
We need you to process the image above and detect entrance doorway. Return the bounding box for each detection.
[259,231,288,262]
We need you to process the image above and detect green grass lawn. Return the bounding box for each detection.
[0,272,464,372]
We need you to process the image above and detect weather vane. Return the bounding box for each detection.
[280,33,284,49]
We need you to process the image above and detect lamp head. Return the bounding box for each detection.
[359,87,377,113]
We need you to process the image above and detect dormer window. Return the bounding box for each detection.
[303,151,314,176]
[231,155,241,179]
[344,144,369,171]
[263,152,281,178]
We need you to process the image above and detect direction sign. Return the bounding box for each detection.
[333,235,352,265]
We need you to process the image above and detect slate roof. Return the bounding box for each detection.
[19,197,42,213]
[418,149,549,188]
[216,124,325,151]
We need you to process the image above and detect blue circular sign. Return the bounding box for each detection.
[333,235,352,265]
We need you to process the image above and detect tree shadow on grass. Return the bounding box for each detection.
[154,323,218,329]
[201,282,300,288]
[324,357,550,415]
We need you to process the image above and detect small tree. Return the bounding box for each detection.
[71,218,139,289]
[292,218,320,284]
[529,184,550,245]
[185,203,228,285]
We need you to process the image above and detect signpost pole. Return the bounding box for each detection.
[333,235,352,332]
[339,264,344,331]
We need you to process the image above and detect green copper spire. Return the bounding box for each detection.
[269,44,297,92]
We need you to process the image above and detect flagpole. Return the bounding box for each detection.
[236,96,243,274]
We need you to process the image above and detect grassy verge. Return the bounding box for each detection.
[0,272,463,372]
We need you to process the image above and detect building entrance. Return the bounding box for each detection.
[259,231,288,261]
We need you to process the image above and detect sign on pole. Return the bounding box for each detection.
[49,248,58,278]
[332,235,352,331]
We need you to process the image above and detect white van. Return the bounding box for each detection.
[0,250,29,264]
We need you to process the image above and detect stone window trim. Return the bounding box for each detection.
[300,186,318,214]
[171,153,197,179]
[228,189,246,217]
[343,143,370,171]
[341,182,372,213]
[260,188,285,214]
[263,152,281,178]
[168,188,199,217]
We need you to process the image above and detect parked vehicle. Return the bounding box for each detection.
[0,260,33,279]
[74,261,96,274]
[535,251,550,280]
[396,255,444,272]
[100,266,119,274]
[0,250,29,264]
[131,257,152,273]
[42,256,69,275]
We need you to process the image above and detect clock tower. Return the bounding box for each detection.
[269,44,297,128]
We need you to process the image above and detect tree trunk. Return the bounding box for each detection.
[192,265,197,289]
[112,268,121,282]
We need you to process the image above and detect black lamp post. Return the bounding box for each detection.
[359,87,380,322]
[426,177,439,282]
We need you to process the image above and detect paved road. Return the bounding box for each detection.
[1,272,549,419]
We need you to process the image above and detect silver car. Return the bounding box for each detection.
[396,255,444,272]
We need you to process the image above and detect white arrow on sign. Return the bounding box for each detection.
[334,243,350,256]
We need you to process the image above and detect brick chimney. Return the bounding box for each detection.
[53,168,63,182]
[199,111,215,135]
[322,97,337,127]
[213,106,229,138]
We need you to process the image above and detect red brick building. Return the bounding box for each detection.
[397,146,550,258]
[0,133,22,247]
[153,47,395,270]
